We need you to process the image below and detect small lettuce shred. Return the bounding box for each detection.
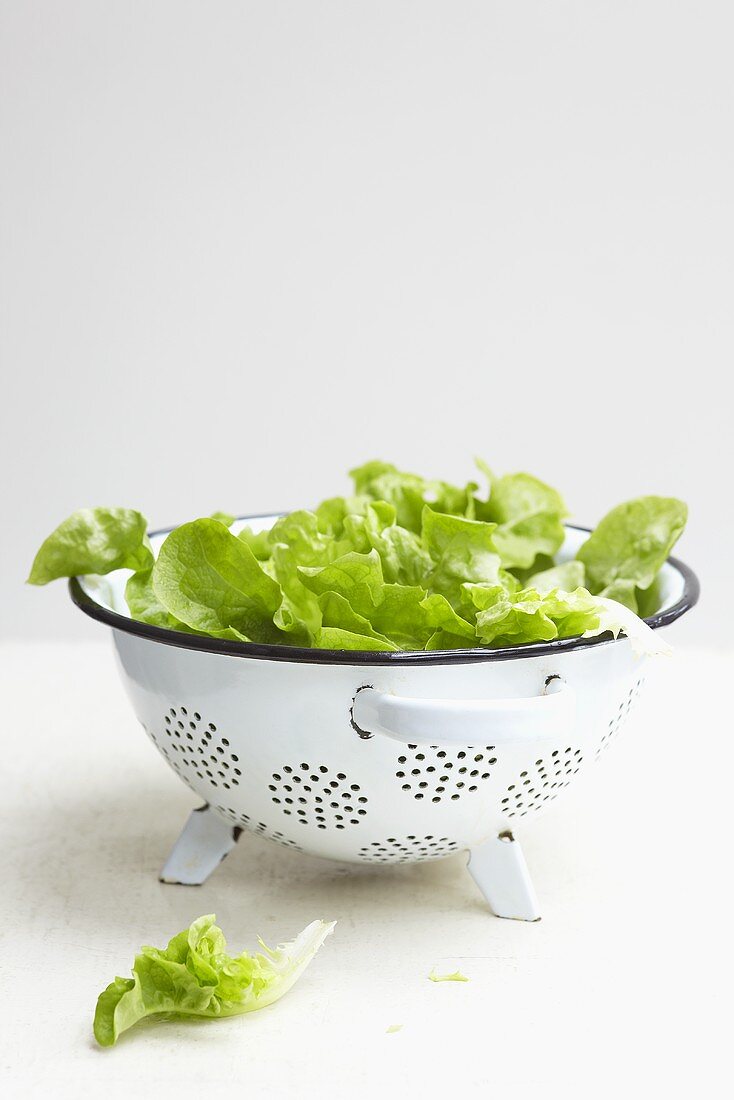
[94,915,335,1047]
[27,460,687,655]
[428,968,469,982]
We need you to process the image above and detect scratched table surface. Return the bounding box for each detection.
[1,640,730,1098]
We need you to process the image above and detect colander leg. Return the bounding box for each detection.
[467,832,541,921]
[160,804,240,885]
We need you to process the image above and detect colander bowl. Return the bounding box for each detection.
[70,516,698,920]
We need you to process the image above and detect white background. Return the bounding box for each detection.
[1,1,731,644]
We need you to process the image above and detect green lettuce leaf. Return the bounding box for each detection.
[342,503,432,585]
[576,497,687,611]
[314,495,370,537]
[595,578,639,611]
[28,459,687,655]
[635,576,663,619]
[298,550,385,619]
[470,583,602,648]
[27,508,153,584]
[152,519,284,642]
[472,583,670,656]
[269,510,332,562]
[265,510,339,641]
[315,626,399,651]
[360,583,431,649]
[209,511,236,527]
[474,589,559,646]
[371,586,475,649]
[510,553,555,586]
[527,560,586,594]
[537,587,607,639]
[475,465,567,570]
[428,968,469,983]
[422,507,502,603]
[317,591,398,649]
[237,525,273,560]
[94,915,335,1047]
[270,545,322,639]
[420,592,476,639]
[351,461,476,532]
[461,581,513,613]
[125,568,191,630]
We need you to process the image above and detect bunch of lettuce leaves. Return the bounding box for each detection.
[28,460,687,654]
[94,915,335,1046]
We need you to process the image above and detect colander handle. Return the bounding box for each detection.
[350,676,574,745]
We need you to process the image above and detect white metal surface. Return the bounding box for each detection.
[350,676,575,745]
[112,631,648,916]
[467,832,541,922]
[159,804,239,886]
[78,520,684,918]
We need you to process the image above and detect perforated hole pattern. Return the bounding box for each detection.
[269,764,368,828]
[147,707,243,791]
[145,707,306,850]
[144,721,196,792]
[395,743,497,801]
[215,805,303,851]
[359,836,459,863]
[596,677,645,758]
[501,747,583,818]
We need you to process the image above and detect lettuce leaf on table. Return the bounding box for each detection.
[94,915,335,1047]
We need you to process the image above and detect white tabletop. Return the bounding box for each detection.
[1,640,730,1098]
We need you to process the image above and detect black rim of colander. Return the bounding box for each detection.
[68,516,700,666]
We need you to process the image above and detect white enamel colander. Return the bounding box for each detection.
[71,516,698,920]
